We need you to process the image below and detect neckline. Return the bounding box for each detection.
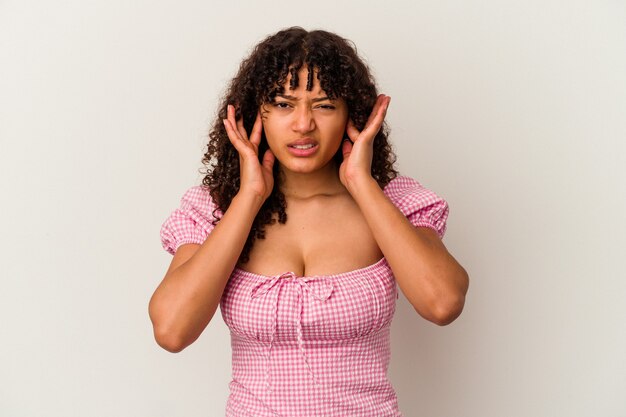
[232,256,389,280]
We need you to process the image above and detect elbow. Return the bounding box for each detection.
[412,267,469,326]
[433,268,470,326]
[427,294,466,326]
[153,325,187,353]
[149,299,188,353]
[420,271,469,326]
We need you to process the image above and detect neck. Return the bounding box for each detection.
[278,160,346,199]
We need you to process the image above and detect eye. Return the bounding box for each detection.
[317,104,336,110]
[273,102,291,109]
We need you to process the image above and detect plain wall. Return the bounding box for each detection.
[1,0,625,416]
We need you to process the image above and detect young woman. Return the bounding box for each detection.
[149,27,469,417]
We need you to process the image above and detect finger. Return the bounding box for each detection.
[235,111,248,140]
[227,105,245,141]
[371,95,390,126]
[382,95,391,116]
[225,119,257,163]
[223,119,243,149]
[225,106,238,138]
[342,138,353,159]
[262,149,275,171]
[345,119,360,142]
[362,96,390,139]
[249,111,263,147]
[224,119,253,158]
[364,94,386,129]
[371,95,389,123]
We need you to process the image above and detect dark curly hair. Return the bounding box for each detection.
[200,26,398,265]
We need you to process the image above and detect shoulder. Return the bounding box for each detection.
[179,185,219,212]
[159,184,222,255]
[383,175,424,196]
[383,175,442,208]
[382,174,449,239]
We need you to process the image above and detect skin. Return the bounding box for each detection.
[149,65,469,353]
[261,70,349,182]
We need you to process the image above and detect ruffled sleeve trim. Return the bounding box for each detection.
[383,175,449,239]
[160,185,222,255]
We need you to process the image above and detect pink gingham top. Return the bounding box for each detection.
[160,175,449,417]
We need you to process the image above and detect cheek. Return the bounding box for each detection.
[328,116,348,140]
[263,133,280,155]
[261,118,280,147]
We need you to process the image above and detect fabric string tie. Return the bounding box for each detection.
[249,271,334,396]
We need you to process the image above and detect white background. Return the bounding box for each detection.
[1,1,625,416]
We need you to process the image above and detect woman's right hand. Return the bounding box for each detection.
[223,105,275,202]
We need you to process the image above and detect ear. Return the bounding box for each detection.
[345,119,360,143]
[342,138,353,159]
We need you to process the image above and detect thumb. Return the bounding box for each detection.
[262,149,275,171]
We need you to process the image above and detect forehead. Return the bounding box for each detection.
[282,66,324,94]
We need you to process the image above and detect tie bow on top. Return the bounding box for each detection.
[250,271,335,301]
[249,271,335,396]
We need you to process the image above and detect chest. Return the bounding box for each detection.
[238,195,383,277]
[220,261,398,343]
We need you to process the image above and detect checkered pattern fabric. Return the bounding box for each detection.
[160,175,449,416]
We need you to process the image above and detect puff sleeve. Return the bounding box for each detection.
[159,185,223,255]
[383,175,449,239]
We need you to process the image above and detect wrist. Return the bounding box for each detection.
[345,175,378,196]
[233,190,265,212]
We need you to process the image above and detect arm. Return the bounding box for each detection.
[149,191,264,352]
[149,106,275,352]
[340,94,469,325]
[349,177,469,325]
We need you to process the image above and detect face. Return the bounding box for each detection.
[261,66,348,175]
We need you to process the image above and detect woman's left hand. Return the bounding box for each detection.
[339,94,391,192]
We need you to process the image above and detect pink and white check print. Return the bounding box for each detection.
[160,175,449,416]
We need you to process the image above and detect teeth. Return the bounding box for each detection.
[292,144,315,149]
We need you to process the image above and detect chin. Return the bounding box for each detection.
[278,157,334,174]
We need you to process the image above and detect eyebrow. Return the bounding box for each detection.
[276,94,332,102]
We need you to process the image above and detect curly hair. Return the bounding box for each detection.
[200,27,398,265]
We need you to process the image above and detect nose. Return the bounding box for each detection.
[291,106,315,134]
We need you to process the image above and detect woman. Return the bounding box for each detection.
[149,27,469,417]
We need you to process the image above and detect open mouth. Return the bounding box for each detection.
[287,143,319,156]
[288,144,316,150]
